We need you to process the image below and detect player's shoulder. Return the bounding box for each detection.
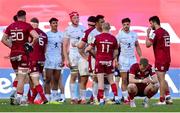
[129,31,138,36]
[78,24,86,30]
[85,27,95,34]
[131,63,139,69]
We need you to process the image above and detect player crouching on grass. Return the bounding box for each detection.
[85,22,121,105]
[128,58,159,108]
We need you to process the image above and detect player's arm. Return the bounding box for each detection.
[61,42,64,66]
[30,30,39,44]
[129,74,143,84]
[63,37,70,67]
[78,41,88,60]
[135,41,142,58]
[1,33,12,49]
[113,48,118,59]
[85,45,95,58]
[146,27,153,48]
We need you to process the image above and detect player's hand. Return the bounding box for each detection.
[83,55,88,61]
[113,58,119,68]
[147,27,151,37]
[143,78,152,84]
[64,59,71,67]
[24,42,33,53]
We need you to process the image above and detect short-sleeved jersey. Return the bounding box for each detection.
[4,21,33,56]
[46,31,63,57]
[64,25,86,53]
[91,33,118,61]
[116,30,138,57]
[149,27,171,64]
[88,28,101,44]
[130,63,156,79]
[81,27,95,43]
[29,28,48,61]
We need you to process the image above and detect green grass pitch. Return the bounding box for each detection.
[0,99,179,112]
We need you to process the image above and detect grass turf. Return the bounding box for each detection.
[0,99,179,112]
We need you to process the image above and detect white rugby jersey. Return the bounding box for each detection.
[64,24,86,53]
[87,28,101,44]
[116,30,138,57]
[46,31,63,56]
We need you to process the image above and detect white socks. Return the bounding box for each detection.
[80,89,86,100]
[122,90,128,100]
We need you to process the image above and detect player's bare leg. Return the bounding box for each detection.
[156,71,166,105]
[107,73,121,104]
[79,76,88,104]
[127,83,138,107]
[143,84,159,108]
[121,72,129,103]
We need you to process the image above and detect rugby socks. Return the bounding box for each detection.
[97,89,104,100]
[128,92,135,100]
[45,94,50,101]
[30,87,38,102]
[111,83,118,96]
[92,82,98,101]
[146,90,156,98]
[70,83,76,100]
[23,84,30,97]
[36,84,47,101]
[51,90,58,101]
[80,89,86,100]
[11,81,18,96]
[122,90,128,100]
[160,96,165,102]
[104,84,110,100]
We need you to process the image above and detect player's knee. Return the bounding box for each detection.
[122,78,128,85]
[127,84,137,92]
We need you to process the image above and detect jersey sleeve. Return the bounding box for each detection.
[129,64,137,75]
[148,31,156,44]
[81,32,88,43]
[90,36,97,47]
[63,27,70,39]
[27,23,34,32]
[149,65,156,76]
[4,25,11,36]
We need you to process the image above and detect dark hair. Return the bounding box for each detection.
[17,10,26,17]
[87,16,96,23]
[140,58,149,67]
[121,18,131,24]
[30,17,39,23]
[149,16,160,25]
[13,15,17,21]
[95,15,104,22]
[49,17,58,23]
